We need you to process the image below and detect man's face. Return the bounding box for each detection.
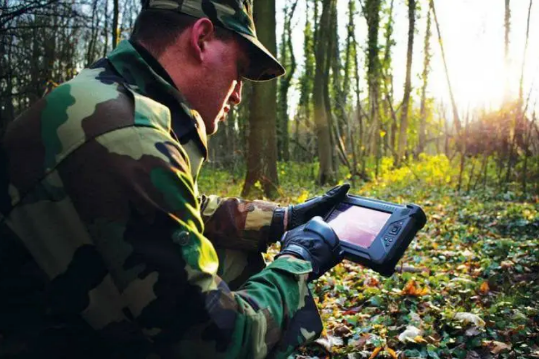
[189,33,250,135]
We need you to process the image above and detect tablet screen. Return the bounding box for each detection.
[326,203,391,248]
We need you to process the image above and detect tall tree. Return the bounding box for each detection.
[364,0,382,164]
[353,10,368,178]
[326,0,339,173]
[519,0,533,106]
[103,0,110,56]
[396,0,416,166]
[112,0,119,48]
[431,0,461,133]
[294,0,316,162]
[277,0,298,162]
[504,0,511,101]
[418,3,432,154]
[242,0,279,198]
[328,0,352,173]
[381,0,396,154]
[343,0,359,175]
[313,0,335,184]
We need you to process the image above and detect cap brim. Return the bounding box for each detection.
[237,33,286,82]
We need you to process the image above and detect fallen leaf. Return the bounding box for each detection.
[364,276,380,287]
[479,281,490,294]
[342,306,363,315]
[410,311,422,323]
[457,264,468,271]
[333,324,352,337]
[484,340,512,354]
[314,334,343,351]
[454,312,486,327]
[501,260,514,269]
[401,280,430,296]
[350,334,371,349]
[385,347,398,359]
[369,347,382,359]
[398,325,423,343]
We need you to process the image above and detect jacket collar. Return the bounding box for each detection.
[107,40,208,158]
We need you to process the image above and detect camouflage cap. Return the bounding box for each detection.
[144,0,285,81]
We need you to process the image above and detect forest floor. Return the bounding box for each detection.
[199,155,539,359]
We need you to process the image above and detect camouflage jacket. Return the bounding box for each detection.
[0,40,322,358]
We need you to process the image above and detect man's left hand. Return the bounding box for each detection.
[270,184,350,241]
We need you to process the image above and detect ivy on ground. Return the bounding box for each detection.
[199,155,539,359]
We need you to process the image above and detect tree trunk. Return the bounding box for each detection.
[353,26,367,179]
[86,0,99,65]
[112,0,119,49]
[418,6,432,155]
[396,0,415,167]
[313,0,335,185]
[344,0,358,175]
[381,0,395,161]
[519,0,532,106]
[296,0,315,163]
[326,0,339,174]
[521,111,536,194]
[431,0,461,133]
[277,0,298,162]
[103,0,110,57]
[457,114,470,192]
[504,0,511,102]
[365,0,382,165]
[242,0,279,198]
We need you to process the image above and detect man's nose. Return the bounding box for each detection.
[229,80,243,106]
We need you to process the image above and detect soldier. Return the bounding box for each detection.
[0,0,350,358]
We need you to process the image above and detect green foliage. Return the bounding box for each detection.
[199,154,539,358]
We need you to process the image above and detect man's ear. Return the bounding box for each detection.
[189,18,215,62]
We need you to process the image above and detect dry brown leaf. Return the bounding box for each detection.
[454,312,486,327]
[369,347,382,359]
[350,334,371,349]
[385,347,398,359]
[484,340,512,354]
[501,260,514,269]
[333,324,352,337]
[479,281,490,294]
[364,276,380,287]
[401,280,430,296]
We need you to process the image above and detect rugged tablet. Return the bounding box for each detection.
[325,195,427,276]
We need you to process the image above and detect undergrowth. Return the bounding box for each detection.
[199,155,539,358]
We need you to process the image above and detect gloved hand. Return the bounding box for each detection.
[270,184,350,241]
[276,216,344,281]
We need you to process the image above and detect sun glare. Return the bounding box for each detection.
[279,0,539,115]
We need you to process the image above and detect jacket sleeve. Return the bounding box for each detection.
[200,195,281,252]
[59,126,322,359]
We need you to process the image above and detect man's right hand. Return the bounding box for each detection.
[276,216,344,281]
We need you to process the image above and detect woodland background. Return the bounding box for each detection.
[1,0,538,357]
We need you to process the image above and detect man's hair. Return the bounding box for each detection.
[131,9,235,57]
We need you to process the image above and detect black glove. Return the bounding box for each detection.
[276,216,344,281]
[270,184,350,241]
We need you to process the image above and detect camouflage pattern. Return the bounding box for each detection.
[0,40,322,358]
[201,195,279,252]
[144,0,285,81]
